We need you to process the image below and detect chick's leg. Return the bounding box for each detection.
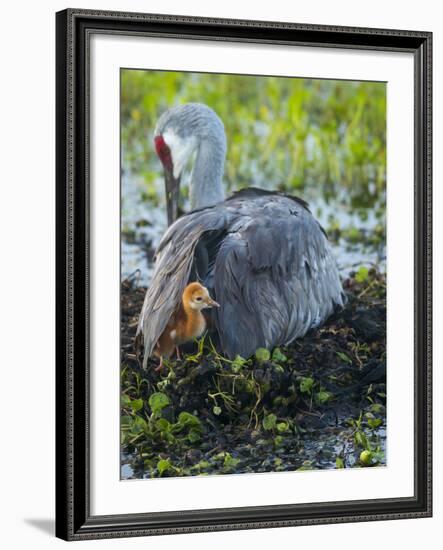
[175,346,181,361]
[155,356,164,372]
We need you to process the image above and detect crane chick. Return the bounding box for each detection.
[153,282,219,371]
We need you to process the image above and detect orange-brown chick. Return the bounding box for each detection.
[154,282,219,371]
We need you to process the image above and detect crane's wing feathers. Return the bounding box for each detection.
[213,196,344,358]
[137,192,345,366]
[137,206,229,367]
[227,186,311,213]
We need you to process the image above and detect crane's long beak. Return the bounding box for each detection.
[164,166,180,226]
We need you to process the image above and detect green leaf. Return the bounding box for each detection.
[121,415,133,428]
[371,449,384,464]
[255,347,271,362]
[359,450,373,465]
[354,430,369,449]
[272,364,285,374]
[315,391,331,404]
[121,394,131,408]
[355,266,369,283]
[148,392,170,415]
[336,351,352,364]
[263,413,277,431]
[187,429,201,443]
[156,379,170,391]
[299,377,314,394]
[131,398,143,412]
[272,348,288,363]
[232,355,246,372]
[223,453,240,469]
[157,459,171,476]
[369,403,385,414]
[367,418,382,430]
[276,421,289,433]
[177,411,201,428]
[132,415,148,434]
[121,431,130,445]
[155,418,171,432]
[336,457,345,469]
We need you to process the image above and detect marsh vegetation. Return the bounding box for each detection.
[121,269,386,478]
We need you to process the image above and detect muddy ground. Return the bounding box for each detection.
[120,268,386,479]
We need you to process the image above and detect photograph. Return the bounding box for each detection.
[119,69,387,480]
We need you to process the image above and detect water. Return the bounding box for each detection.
[121,171,386,286]
[121,171,167,285]
[120,422,387,480]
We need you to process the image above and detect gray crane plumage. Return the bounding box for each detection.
[137,103,345,368]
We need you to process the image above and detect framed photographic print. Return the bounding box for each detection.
[55,8,432,541]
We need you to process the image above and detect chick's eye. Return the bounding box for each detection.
[195,297,202,302]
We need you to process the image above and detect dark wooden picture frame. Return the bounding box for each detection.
[55,8,432,541]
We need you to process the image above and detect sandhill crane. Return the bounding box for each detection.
[137,103,345,368]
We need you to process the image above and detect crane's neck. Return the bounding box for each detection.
[189,137,226,210]
[182,299,207,338]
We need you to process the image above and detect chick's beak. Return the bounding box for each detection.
[164,166,181,226]
[206,298,220,308]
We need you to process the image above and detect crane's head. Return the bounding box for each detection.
[153,103,226,225]
[182,282,220,311]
